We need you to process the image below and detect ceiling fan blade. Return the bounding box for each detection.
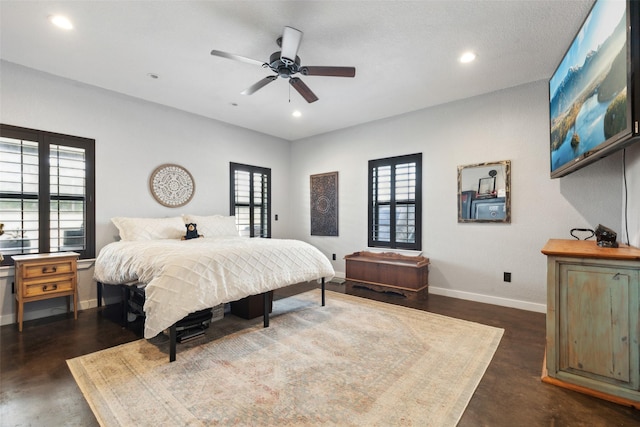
[280,26,302,65]
[300,66,356,78]
[210,50,265,67]
[289,77,318,103]
[241,76,277,95]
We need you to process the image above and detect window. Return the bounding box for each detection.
[229,162,271,238]
[368,153,422,250]
[0,124,95,265]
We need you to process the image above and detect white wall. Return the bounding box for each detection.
[290,80,629,312]
[1,60,638,324]
[0,61,292,324]
[624,143,640,247]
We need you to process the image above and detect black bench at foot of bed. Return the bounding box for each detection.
[97,279,327,362]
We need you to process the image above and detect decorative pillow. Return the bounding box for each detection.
[182,223,202,240]
[181,214,239,237]
[111,216,184,241]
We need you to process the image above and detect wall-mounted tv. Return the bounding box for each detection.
[549,0,640,178]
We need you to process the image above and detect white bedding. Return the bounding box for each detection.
[94,237,335,338]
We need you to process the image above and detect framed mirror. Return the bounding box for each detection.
[458,160,511,223]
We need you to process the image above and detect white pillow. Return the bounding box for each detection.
[111,216,185,241]
[182,214,239,237]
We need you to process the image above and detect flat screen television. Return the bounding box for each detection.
[549,0,640,178]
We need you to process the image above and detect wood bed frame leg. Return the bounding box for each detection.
[263,292,270,328]
[169,324,177,362]
[322,278,326,306]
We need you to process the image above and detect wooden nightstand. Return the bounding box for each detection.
[13,252,79,332]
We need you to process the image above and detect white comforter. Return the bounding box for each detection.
[94,237,335,338]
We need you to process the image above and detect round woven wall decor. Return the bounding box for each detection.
[149,164,195,207]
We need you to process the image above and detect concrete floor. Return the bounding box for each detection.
[1,282,640,426]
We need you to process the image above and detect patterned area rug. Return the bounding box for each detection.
[68,290,503,426]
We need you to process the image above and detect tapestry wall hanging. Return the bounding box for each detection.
[310,171,338,236]
[149,164,195,208]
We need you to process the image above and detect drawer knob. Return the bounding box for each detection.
[42,284,58,292]
[42,266,57,274]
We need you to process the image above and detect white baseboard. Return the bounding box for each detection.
[330,271,345,283]
[1,276,545,327]
[336,271,544,313]
[1,273,346,327]
[428,286,546,313]
[0,298,99,326]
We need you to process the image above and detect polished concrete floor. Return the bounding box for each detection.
[2,282,640,426]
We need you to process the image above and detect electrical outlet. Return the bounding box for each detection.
[275,214,278,221]
[503,272,511,283]
[332,253,336,261]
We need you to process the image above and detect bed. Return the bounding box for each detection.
[93,215,335,361]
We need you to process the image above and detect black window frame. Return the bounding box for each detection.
[0,124,95,266]
[368,153,422,250]
[229,162,271,238]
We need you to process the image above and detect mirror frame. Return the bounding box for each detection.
[457,160,511,223]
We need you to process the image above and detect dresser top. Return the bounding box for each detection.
[542,239,640,261]
[12,252,79,262]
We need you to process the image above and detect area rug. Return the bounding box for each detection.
[68,290,503,426]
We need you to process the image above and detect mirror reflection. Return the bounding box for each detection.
[458,160,511,223]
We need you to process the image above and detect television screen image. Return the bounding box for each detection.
[471,197,506,221]
[549,0,633,177]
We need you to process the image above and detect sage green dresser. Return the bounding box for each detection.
[542,239,640,408]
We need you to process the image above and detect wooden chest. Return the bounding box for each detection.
[345,251,429,300]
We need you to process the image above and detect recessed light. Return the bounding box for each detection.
[459,51,476,63]
[49,15,73,30]
[292,110,302,118]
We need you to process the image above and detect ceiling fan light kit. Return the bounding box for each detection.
[211,26,356,103]
[279,26,303,65]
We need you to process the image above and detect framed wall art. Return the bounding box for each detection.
[149,163,195,208]
[310,171,338,236]
[457,160,510,223]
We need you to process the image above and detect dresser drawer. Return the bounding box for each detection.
[20,259,75,280]
[23,276,75,297]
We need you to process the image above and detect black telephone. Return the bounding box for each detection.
[595,224,618,248]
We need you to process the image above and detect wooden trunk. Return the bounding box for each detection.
[345,251,429,300]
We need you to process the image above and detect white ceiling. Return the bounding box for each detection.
[0,0,595,141]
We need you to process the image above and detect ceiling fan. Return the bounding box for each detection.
[211,26,356,103]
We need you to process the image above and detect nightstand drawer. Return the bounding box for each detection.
[23,277,74,297]
[21,260,75,279]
